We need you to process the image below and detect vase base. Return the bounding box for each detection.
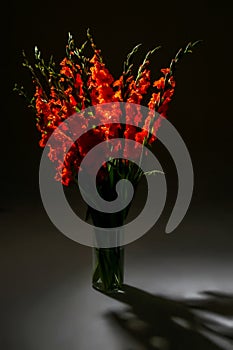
[92,281,124,294]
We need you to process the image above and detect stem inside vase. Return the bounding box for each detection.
[92,246,124,293]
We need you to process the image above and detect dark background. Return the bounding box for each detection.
[1,1,233,350]
[3,0,233,202]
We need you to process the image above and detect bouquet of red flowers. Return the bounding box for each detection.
[15,29,200,292]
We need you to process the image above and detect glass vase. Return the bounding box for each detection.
[86,161,137,293]
[92,246,124,293]
[87,204,128,293]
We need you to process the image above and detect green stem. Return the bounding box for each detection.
[92,247,124,292]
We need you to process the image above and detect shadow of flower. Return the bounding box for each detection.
[100,285,233,350]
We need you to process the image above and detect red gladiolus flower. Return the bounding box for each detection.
[17,32,199,186]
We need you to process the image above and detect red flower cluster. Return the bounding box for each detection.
[17,32,199,186]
